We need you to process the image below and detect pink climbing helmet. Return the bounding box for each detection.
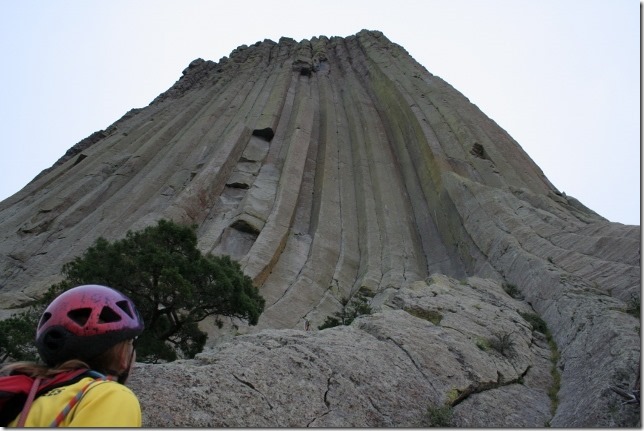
[35,284,144,366]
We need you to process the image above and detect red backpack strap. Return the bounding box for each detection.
[16,377,42,427]
[6,368,91,427]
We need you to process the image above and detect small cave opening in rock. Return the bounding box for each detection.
[252,127,275,141]
[470,143,488,160]
[230,219,261,236]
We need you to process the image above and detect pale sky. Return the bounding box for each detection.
[0,0,640,225]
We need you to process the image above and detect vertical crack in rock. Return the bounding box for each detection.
[385,336,435,389]
[323,375,332,408]
[305,374,334,427]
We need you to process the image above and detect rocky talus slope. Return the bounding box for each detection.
[0,30,639,426]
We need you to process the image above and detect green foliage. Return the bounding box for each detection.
[519,312,548,334]
[0,282,72,364]
[446,388,460,404]
[476,332,514,358]
[0,310,40,363]
[405,307,443,325]
[502,282,523,300]
[547,334,561,414]
[0,219,265,364]
[519,309,561,415]
[60,220,265,362]
[518,309,561,415]
[549,362,561,414]
[318,316,342,330]
[475,337,490,351]
[487,331,515,357]
[424,404,454,427]
[318,292,372,330]
[135,328,178,362]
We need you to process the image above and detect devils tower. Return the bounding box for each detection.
[0,30,639,427]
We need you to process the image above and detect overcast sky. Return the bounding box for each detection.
[0,0,639,225]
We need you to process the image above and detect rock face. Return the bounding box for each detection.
[129,276,556,427]
[0,30,639,426]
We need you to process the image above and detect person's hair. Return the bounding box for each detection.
[1,340,131,379]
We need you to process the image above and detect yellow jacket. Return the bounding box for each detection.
[8,376,141,427]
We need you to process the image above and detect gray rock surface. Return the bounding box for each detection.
[129,276,555,427]
[0,30,639,426]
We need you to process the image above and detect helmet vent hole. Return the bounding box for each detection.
[98,306,122,324]
[116,300,134,319]
[67,308,92,327]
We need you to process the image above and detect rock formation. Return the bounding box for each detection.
[129,275,558,427]
[0,30,639,426]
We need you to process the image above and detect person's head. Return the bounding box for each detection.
[35,284,144,382]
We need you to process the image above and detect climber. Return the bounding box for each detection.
[0,284,145,427]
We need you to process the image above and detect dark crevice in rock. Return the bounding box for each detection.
[252,127,275,141]
[230,219,261,236]
[307,410,331,427]
[232,373,274,410]
[470,142,488,160]
[226,182,250,190]
[293,61,313,76]
[385,336,434,385]
[450,367,531,407]
[323,375,332,408]
[72,154,88,167]
[232,373,256,390]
